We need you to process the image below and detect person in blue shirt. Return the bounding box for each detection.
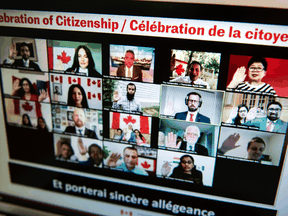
[106,146,148,176]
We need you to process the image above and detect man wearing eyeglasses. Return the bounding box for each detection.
[227,56,277,96]
[164,125,208,156]
[174,92,211,124]
[245,101,287,133]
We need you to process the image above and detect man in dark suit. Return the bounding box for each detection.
[64,108,97,139]
[3,42,42,71]
[164,125,208,156]
[245,101,288,133]
[174,92,210,124]
[116,50,142,81]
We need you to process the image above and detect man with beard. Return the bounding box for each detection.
[171,61,209,89]
[245,101,288,133]
[112,83,141,113]
[3,42,42,71]
[116,50,143,81]
[80,144,103,167]
[218,133,266,161]
[64,108,97,139]
[165,125,208,156]
[174,92,210,123]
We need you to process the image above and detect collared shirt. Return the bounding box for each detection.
[78,67,89,76]
[186,111,198,122]
[112,96,141,112]
[75,126,86,136]
[116,163,149,176]
[266,119,276,132]
[171,76,210,89]
[23,59,30,67]
[125,66,134,78]
[186,142,196,151]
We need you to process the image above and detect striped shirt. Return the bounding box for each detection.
[234,82,277,95]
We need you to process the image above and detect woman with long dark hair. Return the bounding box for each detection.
[231,104,249,125]
[169,154,203,185]
[134,129,146,145]
[67,84,89,108]
[65,45,101,77]
[37,117,49,132]
[22,114,32,127]
[12,78,48,102]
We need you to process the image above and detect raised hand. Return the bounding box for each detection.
[161,161,172,177]
[165,132,181,149]
[38,89,48,102]
[219,133,241,154]
[9,43,17,59]
[77,137,87,155]
[12,79,21,94]
[227,66,247,88]
[106,153,121,167]
[247,107,259,121]
[113,90,120,102]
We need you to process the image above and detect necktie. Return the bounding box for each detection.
[267,121,273,132]
[128,68,132,78]
[24,60,29,67]
[190,114,194,122]
[78,129,83,136]
[189,145,193,151]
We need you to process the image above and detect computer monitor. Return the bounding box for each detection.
[0,1,288,215]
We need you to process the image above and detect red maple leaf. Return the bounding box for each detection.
[92,94,96,98]
[175,64,185,76]
[123,115,136,125]
[57,51,71,64]
[92,80,96,85]
[73,78,77,83]
[22,102,33,112]
[141,161,151,169]
[55,77,59,81]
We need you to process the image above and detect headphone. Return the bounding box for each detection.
[185,92,202,107]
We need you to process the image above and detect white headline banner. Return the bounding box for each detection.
[0,9,288,47]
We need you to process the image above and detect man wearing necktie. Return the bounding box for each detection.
[64,108,98,139]
[164,125,208,156]
[3,42,42,71]
[245,101,288,133]
[116,50,143,81]
[174,92,211,124]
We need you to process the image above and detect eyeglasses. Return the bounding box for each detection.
[187,100,199,104]
[181,160,193,164]
[249,67,264,71]
[238,110,247,113]
[268,108,281,112]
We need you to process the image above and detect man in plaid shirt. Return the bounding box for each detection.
[112,83,141,112]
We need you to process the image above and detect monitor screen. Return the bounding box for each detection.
[0,1,288,215]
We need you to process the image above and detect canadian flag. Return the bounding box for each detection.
[15,100,42,118]
[138,158,155,172]
[87,92,101,100]
[87,78,101,88]
[51,47,75,71]
[68,77,81,85]
[50,75,63,83]
[110,112,150,134]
